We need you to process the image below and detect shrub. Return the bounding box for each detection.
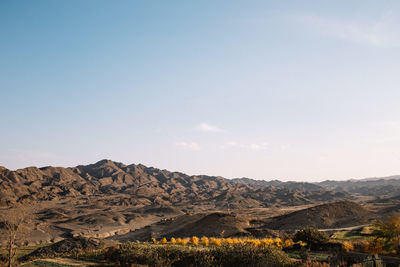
[294,228,329,250]
[274,238,283,248]
[299,247,310,261]
[342,241,354,252]
[106,242,293,267]
[283,239,294,248]
[296,258,330,267]
[373,215,400,255]
[211,244,293,267]
[356,239,384,254]
[173,250,215,267]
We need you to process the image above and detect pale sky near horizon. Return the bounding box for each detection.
[1,1,400,181]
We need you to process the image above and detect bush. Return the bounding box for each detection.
[212,244,293,267]
[341,241,354,252]
[107,242,293,267]
[373,215,400,255]
[354,239,384,254]
[294,228,329,250]
[296,258,329,267]
[299,247,310,261]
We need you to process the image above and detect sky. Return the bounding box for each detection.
[1,1,400,181]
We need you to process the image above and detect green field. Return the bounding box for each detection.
[330,226,373,240]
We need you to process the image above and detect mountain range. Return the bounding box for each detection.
[1,159,400,244]
[2,159,400,208]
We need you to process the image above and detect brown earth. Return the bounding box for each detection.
[263,201,376,230]
[1,160,398,244]
[20,237,107,261]
[112,212,253,241]
[0,159,350,208]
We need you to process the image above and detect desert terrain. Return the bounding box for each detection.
[1,160,400,266]
[1,160,399,244]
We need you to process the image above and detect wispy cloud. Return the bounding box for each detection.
[298,13,400,47]
[195,123,224,133]
[223,141,269,151]
[175,141,201,151]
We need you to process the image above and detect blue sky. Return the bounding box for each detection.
[1,1,400,181]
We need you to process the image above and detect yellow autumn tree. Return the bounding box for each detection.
[201,236,209,246]
[373,215,400,255]
[191,236,199,246]
[342,241,354,252]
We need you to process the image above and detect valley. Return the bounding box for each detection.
[1,160,400,266]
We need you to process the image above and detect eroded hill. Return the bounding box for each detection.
[263,201,375,230]
[0,159,350,208]
[1,160,398,244]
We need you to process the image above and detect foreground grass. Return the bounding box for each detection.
[331,230,366,240]
[0,244,49,266]
[103,242,294,267]
[331,225,374,240]
[15,242,295,267]
[286,251,330,261]
[0,244,48,260]
[2,233,374,266]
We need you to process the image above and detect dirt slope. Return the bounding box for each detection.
[264,201,375,230]
[112,212,252,241]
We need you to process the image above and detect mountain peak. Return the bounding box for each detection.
[89,159,126,168]
[94,159,116,166]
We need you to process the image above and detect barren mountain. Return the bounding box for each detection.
[317,178,400,198]
[0,159,350,208]
[1,160,396,244]
[232,178,324,191]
